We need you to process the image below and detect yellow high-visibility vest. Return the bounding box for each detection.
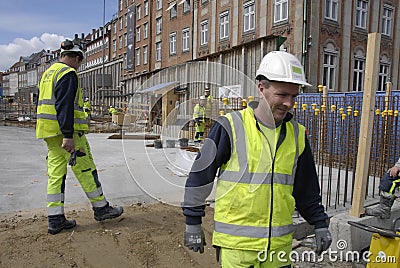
[36,62,88,139]
[213,106,305,251]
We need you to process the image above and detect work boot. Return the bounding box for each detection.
[48,215,76,235]
[365,192,396,219]
[94,204,124,221]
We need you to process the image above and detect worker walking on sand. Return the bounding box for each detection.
[193,96,207,142]
[365,156,400,219]
[36,40,123,235]
[182,51,332,267]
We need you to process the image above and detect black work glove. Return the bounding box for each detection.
[184,224,206,253]
[315,227,332,255]
[68,150,86,166]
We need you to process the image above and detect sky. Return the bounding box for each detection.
[0,0,118,72]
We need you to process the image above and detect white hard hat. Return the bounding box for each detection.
[85,98,89,101]
[60,40,84,59]
[199,95,206,100]
[256,51,311,87]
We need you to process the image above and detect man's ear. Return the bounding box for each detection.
[257,82,264,93]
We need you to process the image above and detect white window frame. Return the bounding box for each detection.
[136,4,141,20]
[355,0,368,29]
[200,20,208,45]
[183,0,190,13]
[143,45,148,64]
[353,57,365,92]
[156,17,162,34]
[170,32,177,55]
[119,36,122,49]
[325,0,338,21]
[156,42,162,61]
[143,22,148,39]
[136,26,141,42]
[274,0,288,23]
[243,1,255,32]
[382,5,393,36]
[136,48,140,66]
[323,50,337,91]
[156,0,162,10]
[182,28,190,52]
[144,0,149,16]
[171,5,177,19]
[378,62,390,91]
[220,11,229,40]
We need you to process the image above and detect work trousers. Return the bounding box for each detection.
[379,172,400,195]
[194,122,205,141]
[45,133,107,216]
[220,244,292,268]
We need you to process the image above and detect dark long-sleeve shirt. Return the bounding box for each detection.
[54,71,78,139]
[182,113,328,229]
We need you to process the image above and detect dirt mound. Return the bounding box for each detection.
[0,203,217,268]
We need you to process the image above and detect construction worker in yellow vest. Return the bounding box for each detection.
[204,88,214,119]
[108,105,117,115]
[83,97,91,119]
[193,96,206,142]
[36,40,123,235]
[182,51,332,267]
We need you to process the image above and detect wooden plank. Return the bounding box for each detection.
[350,33,381,217]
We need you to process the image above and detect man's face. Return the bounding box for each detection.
[258,81,299,122]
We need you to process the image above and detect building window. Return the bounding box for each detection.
[126,0,129,7]
[119,17,123,30]
[156,17,162,34]
[119,36,123,49]
[243,1,255,32]
[136,48,140,66]
[114,23,117,34]
[120,0,123,11]
[323,51,337,91]
[200,20,208,45]
[378,62,390,91]
[171,5,177,19]
[183,0,190,13]
[353,57,365,91]
[136,26,141,42]
[144,0,149,16]
[125,14,127,27]
[382,5,393,36]
[143,45,148,64]
[325,0,338,21]
[220,11,229,40]
[355,0,368,29]
[136,4,141,20]
[143,22,148,39]
[156,42,162,61]
[113,39,116,52]
[156,0,162,10]
[182,28,190,52]
[124,33,127,47]
[170,32,177,55]
[201,0,208,4]
[274,0,288,23]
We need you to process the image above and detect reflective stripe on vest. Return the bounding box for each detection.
[212,107,304,251]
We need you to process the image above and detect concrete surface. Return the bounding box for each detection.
[0,126,193,215]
